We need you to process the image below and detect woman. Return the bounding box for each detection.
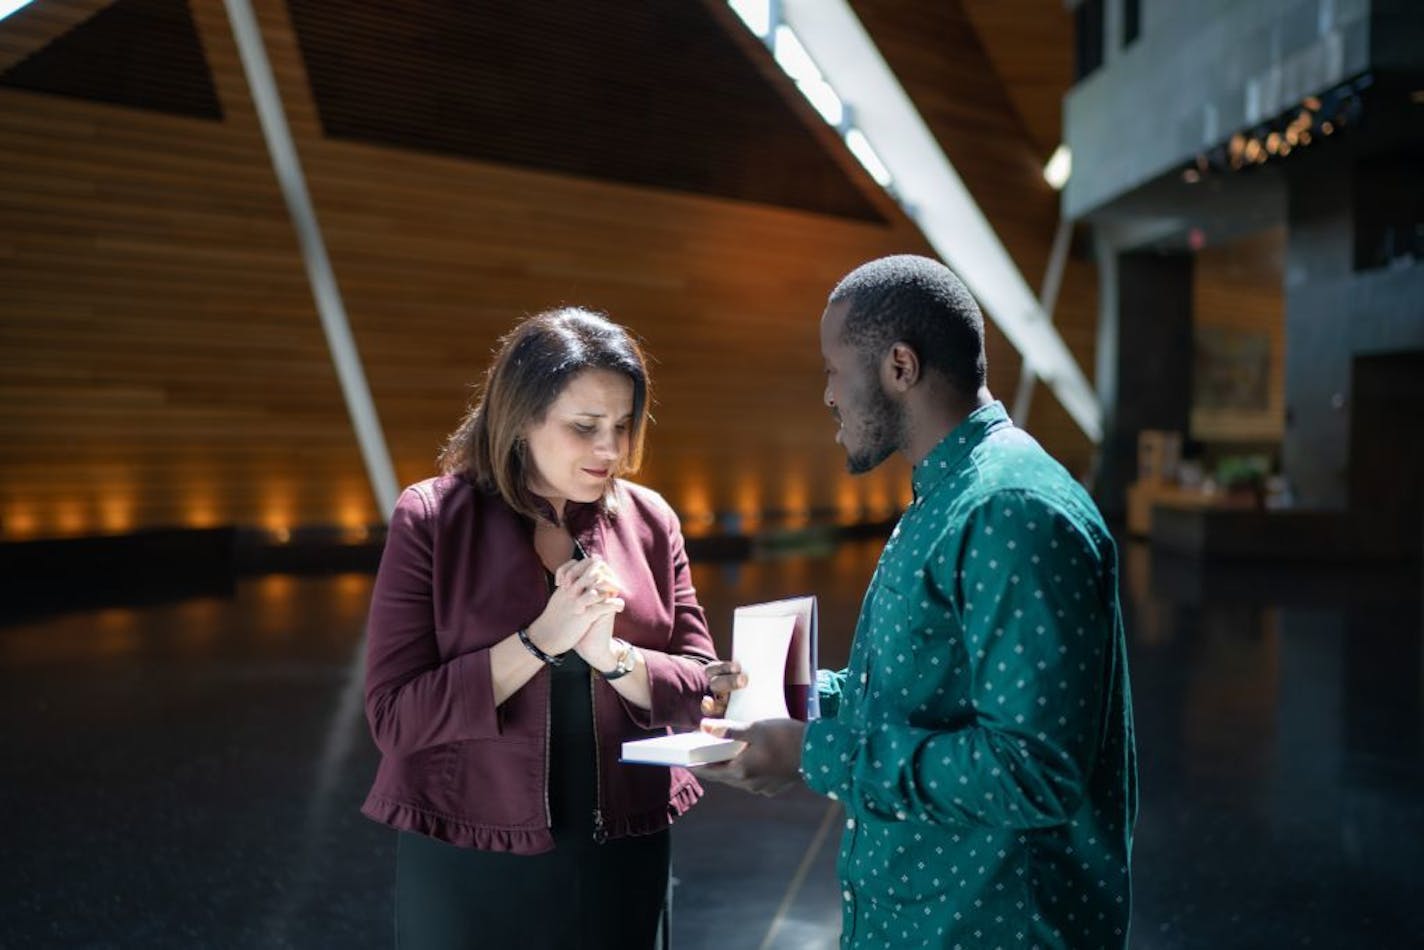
[361,307,718,948]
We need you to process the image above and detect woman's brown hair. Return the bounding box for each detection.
[438,307,651,523]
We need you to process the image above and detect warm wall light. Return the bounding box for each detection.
[55,501,86,536]
[835,481,860,524]
[862,479,890,519]
[735,478,762,530]
[263,481,294,541]
[264,511,293,543]
[185,497,219,529]
[5,505,39,539]
[679,481,715,533]
[1043,144,1072,190]
[100,496,135,534]
[782,474,810,528]
[337,492,371,541]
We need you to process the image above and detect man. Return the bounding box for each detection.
[701,255,1137,948]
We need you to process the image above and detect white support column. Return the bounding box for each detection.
[223,0,400,520]
[1011,214,1075,427]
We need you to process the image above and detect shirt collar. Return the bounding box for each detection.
[911,401,1012,499]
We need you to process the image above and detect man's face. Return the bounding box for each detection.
[820,300,904,475]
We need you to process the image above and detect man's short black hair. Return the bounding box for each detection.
[828,254,986,396]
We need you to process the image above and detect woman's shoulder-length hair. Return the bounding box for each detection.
[437,307,652,523]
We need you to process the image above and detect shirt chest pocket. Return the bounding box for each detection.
[875,581,971,726]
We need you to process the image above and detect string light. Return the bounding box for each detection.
[1181,74,1369,183]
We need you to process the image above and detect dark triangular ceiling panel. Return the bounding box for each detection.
[287,0,885,222]
[0,0,222,121]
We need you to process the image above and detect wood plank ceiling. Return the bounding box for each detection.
[960,0,1075,158]
[0,0,1093,540]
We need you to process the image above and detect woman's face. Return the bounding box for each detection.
[523,368,634,516]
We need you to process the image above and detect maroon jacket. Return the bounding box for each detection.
[361,474,716,854]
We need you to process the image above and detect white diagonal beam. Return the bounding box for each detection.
[223,0,399,518]
[779,0,1102,442]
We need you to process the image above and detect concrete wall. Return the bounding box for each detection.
[1094,248,1195,519]
[1283,151,1424,510]
[1064,0,1372,218]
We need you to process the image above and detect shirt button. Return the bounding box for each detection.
[843,889,854,902]
[846,819,856,830]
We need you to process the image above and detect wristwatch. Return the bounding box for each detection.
[600,638,638,681]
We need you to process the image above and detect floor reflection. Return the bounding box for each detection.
[1123,542,1424,948]
[1,540,1420,947]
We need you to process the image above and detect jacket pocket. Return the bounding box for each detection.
[386,742,457,811]
[448,737,545,828]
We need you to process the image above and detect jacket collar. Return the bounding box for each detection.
[530,493,603,534]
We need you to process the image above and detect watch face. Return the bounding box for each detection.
[605,641,635,678]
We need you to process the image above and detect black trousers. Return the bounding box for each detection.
[394,657,670,950]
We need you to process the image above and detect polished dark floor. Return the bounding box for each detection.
[3,541,1422,948]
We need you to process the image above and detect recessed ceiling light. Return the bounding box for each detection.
[1043,145,1072,190]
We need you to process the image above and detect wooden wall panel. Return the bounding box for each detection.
[959,0,1075,157]
[285,0,885,222]
[0,0,1096,543]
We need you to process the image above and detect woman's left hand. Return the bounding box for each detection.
[570,559,624,670]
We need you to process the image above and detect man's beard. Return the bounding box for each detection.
[844,383,905,475]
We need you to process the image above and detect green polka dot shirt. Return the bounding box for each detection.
[801,402,1138,949]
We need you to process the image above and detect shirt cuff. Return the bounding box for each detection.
[801,717,861,804]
